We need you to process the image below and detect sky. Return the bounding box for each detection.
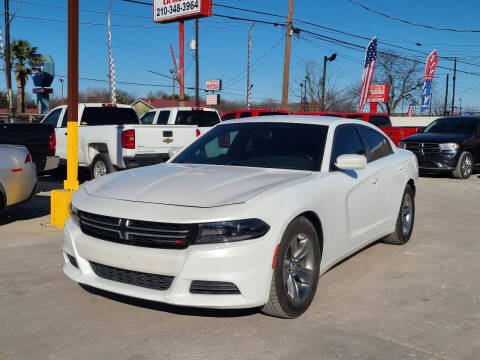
[3,0,480,112]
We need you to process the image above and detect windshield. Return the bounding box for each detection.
[172,122,328,171]
[423,117,480,134]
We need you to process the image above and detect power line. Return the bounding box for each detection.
[347,0,480,33]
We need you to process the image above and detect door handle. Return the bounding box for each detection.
[372,177,379,185]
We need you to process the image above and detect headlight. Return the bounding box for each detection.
[68,202,80,226]
[398,141,406,149]
[439,143,459,152]
[194,219,270,245]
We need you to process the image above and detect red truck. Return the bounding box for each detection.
[221,109,289,121]
[342,113,420,146]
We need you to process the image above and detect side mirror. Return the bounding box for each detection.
[168,147,183,160]
[335,154,367,171]
[417,127,424,133]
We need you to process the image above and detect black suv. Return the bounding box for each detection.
[399,116,480,179]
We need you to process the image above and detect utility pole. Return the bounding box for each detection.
[281,0,294,110]
[246,24,254,109]
[443,74,449,116]
[321,53,337,111]
[107,0,116,104]
[300,82,304,112]
[4,0,13,113]
[195,18,199,107]
[451,57,457,115]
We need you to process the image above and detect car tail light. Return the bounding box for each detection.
[49,130,56,151]
[25,153,32,163]
[196,129,201,137]
[102,103,117,108]
[122,129,135,149]
[192,107,203,111]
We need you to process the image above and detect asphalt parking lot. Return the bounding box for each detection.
[1,174,479,360]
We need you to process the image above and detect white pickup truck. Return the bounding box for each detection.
[42,104,220,178]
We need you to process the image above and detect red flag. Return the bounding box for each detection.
[424,50,438,81]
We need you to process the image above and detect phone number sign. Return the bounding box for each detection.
[153,0,212,23]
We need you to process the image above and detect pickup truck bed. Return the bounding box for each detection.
[0,123,58,172]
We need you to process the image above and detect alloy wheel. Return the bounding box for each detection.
[401,193,413,236]
[93,160,107,178]
[283,233,315,302]
[461,155,473,178]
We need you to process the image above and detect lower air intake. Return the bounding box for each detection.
[90,262,174,291]
[190,280,241,295]
[67,253,78,268]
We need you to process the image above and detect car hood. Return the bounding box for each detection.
[404,132,473,143]
[83,163,311,208]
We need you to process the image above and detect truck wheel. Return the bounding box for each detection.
[452,151,473,179]
[91,153,115,179]
[384,185,415,245]
[261,216,321,319]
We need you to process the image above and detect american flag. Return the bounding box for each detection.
[359,37,377,111]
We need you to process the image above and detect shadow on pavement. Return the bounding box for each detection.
[79,284,260,318]
[0,194,51,225]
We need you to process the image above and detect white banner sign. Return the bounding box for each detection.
[154,0,203,23]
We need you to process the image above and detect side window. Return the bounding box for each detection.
[369,115,391,128]
[42,108,62,127]
[239,112,252,118]
[140,112,155,124]
[61,110,67,128]
[157,111,170,125]
[221,113,237,121]
[357,126,393,162]
[330,126,366,169]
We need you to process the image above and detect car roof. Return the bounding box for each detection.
[223,115,370,128]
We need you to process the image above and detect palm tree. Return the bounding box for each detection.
[11,39,41,113]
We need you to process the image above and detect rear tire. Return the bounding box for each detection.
[261,216,321,319]
[384,185,415,245]
[90,153,115,179]
[452,151,473,179]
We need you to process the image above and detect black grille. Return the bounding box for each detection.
[90,262,174,291]
[79,211,197,249]
[190,280,241,295]
[67,253,78,268]
[404,142,440,153]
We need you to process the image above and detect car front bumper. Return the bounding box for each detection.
[63,217,274,309]
[413,152,459,171]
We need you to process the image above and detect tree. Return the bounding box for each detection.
[303,61,357,113]
[375,52,423,114]
[11,39,41,113]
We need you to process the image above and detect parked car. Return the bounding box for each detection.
[64,116,418,318]
[0,145,37,213]
[342,113,421,146]
[221,109,289,121]
[43,104,212,178]
[399,116,480,179]
[0,123,58,173]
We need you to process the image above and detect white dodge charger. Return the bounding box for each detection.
[64,117,418,318]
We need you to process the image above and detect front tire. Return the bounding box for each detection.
[261,216,321,319]
[384,185,415,245]
[90,153,115,179]
[452,151,473,179]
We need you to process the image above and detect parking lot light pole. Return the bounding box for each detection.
[51,0,79,228]
[321,53,337,111]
